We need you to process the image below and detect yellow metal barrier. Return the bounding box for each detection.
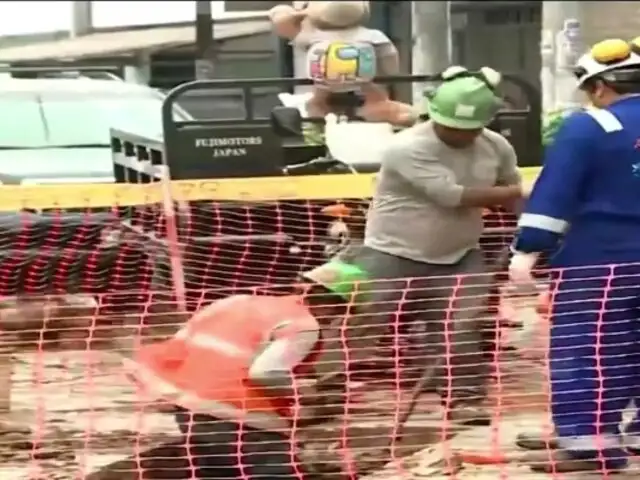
[0,168,541,211]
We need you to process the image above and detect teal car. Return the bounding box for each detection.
[0,77,191,185]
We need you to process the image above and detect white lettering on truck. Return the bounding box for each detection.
[195,136,263,157]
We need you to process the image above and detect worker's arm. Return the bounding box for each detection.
[248,329,319,399]
[495,137,525,212]
[512,113,599,254]
[495,139,522,187]
[385,140,522,208]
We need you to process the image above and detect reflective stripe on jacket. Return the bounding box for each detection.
[125,294,320,432]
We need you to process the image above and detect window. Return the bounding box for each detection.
[40,89,190,147]
[0,93,48,148]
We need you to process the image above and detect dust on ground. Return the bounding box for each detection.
[0,294,634,480]
[0,351,178,479]
[0,350,557,480]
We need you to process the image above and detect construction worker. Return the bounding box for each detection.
[509,38,640,473]
[299,256,370,383]
[122,294,351,480]
[343,66,524,423]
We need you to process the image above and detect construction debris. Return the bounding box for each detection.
[0,290,569,480]
[0,420,80,480]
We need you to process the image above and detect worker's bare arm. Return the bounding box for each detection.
[387,142,522,208]
[248,330,319,399]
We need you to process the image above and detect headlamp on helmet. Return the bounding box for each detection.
[439,65,502,92]
[574,38,640,87]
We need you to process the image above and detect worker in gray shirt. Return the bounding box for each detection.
[349,67,524,423]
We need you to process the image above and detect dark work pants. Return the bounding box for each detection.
[174,407,307,480]
[345,246,493,401]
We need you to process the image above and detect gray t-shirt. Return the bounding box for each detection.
[364,121,521,265]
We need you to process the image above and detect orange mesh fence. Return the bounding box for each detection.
[0,274,546,480]
[6,195,637,478]
[7,253,640,478]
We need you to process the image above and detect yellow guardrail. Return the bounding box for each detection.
[0,168,542,211]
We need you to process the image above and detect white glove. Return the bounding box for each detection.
[508,252,539,285]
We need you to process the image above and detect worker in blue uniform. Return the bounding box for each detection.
[509,38,640,474]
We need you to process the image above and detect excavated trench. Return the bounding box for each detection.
[0,291,547,480]
[85,422,456,480]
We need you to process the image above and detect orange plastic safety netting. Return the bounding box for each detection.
[5,200,636,479]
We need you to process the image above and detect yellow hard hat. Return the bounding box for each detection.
[574,38,640,86]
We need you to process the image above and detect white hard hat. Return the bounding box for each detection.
[574,38,640,86]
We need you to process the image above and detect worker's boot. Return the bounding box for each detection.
[515,431,559,450]
[525,448,629,473]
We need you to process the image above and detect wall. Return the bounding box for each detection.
[220,32,275,52]
[149,30,279,89]
[450,2,541,107]
[581,2,640,46]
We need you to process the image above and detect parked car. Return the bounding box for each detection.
[0,76,192,185]
[0,77,193,298]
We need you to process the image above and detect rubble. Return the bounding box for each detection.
[1,351,177,479]
[0,292,573,480]
[0,293,187,353]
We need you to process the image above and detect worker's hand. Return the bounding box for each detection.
[508,252,539,285]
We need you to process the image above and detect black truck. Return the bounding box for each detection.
[109,74,541,310]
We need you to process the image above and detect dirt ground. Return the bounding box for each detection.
[0,295,637,480]
[0,351,178,479]
[0,351,555,480]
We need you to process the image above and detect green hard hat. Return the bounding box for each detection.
[301,260,368,301]
[422,71,501,130]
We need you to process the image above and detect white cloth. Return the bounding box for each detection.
[508,252,540,285]
[248,330,319,382]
